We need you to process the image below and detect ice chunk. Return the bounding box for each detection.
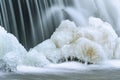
[73,38,106,64]
[51,20,78,48]
[23,49,50,67]
[3,51,25,71]
[34,39,56,52]
[27,49,62,64]
[89,17,118,43]
[29,39,63,63]
[0,27,26,58]
[89,17,104,27]
[42,49,62,63]
[0,26,27,71]
[0,26,7,34]
[88,17,118,59]
[61,45,75,60]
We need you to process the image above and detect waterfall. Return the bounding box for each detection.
[0,0,120,50]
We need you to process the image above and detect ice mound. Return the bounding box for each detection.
[60,38,106,64]
[23,39,63,67]
[25,17,120,67]
[23,49,50,67]
[72,38,106,63]
[51,20,78,48]
[89,17,118,43]
[1,17,119,70]
[72,17,118,59]
[0,26,27,71]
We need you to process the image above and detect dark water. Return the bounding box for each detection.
[0,0,73,49]
[1,0,120,50]
[1,69,120,80]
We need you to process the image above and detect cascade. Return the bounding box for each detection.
[1,0,120,49]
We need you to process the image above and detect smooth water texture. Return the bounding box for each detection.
[1,0,120,49]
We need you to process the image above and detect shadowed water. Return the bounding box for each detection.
[0,69,120,80]
[1,0,120,49]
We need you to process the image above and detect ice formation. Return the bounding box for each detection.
[0,26,27,71]
[0,17,120,71]
[23,17,120,67]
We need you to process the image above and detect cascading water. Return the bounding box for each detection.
[0,0,74,49]
[1,0,120,49]
[0,0,120,73]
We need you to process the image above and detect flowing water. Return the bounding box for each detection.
[1,0,120,49]
[0,0,120,80]
[0,69,120,80]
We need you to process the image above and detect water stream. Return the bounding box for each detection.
[1,0,120,49]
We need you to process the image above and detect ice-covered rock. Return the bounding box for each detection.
[51,20,78,48]
[3,51,25,71]
[88,17,118,59]
[89,17,118,43]
[24,39,63,66]
[61,38,106,64]
[0,26,27,71]
[26,17,119,66]
[34,39,56,52]
[0,26,26,58]
[23,49,50,67]
[73,38,106,63]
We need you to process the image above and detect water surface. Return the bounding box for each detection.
[1,69,120,80]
